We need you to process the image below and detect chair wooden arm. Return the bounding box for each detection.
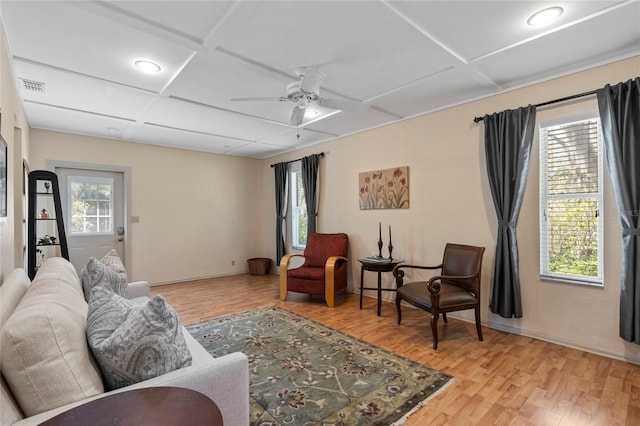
[279,254,306,301]
[324,256,348,308]
[393,263,443,288]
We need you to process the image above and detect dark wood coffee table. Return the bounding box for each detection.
[39,386,223,426]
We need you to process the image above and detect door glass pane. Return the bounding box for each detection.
[68,176,114,235]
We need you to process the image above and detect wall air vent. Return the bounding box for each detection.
[19,78,45,93]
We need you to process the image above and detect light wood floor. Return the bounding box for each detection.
[151,274,640,426]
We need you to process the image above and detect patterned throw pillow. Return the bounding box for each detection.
[80,250,128,301]
[100,249,127,273]
[86,287,192,390]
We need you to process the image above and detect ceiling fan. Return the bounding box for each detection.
[230,68,370,129]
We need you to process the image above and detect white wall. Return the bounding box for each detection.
[28,131,265,284]
[259,56,640,364]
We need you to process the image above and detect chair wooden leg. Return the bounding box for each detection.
[430,313,439,350]
[475,307,483,341]
[442,312,448,323]
[396,296,402,324]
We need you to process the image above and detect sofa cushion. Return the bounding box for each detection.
[0,261,104,417]
[80,250,128,301]
[86,287,192,390]
[0,268,31,329]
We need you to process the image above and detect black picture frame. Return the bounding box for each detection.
[0,135,7,218]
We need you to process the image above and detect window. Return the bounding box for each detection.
[67,176,114,235]
[290,165,307,249]
[539,114,604,286]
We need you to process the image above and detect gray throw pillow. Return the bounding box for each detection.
[100,249,127,274]
[86,287,192,390]
[80,251,128,301]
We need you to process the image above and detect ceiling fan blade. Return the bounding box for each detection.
[318,97,371,111]
[290,106,306,127]
[299,68,326,93]
[229,96,287,102]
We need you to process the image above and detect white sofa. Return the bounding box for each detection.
[0,258,249,426]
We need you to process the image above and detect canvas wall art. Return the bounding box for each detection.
[359,166,409,210]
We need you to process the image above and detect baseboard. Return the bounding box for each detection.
[357,291,640,365]
[486,320,640,366]
[149,271,270,287]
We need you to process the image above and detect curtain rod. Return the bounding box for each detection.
[270,152,325,168]
[473,89,598,123]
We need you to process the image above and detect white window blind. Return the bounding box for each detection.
[290,166,307,249]
[539,114,604,286]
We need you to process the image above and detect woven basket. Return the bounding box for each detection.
[247,258,272,275]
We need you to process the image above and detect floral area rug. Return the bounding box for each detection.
[186,306,453,426]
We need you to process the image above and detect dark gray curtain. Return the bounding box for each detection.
[301,154,320,235]
[274,163,288,265]
[597,77,640,344]
[484,105,536,318]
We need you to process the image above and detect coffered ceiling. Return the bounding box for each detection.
[1,1,638,159]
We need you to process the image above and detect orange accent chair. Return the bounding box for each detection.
[393,243,485,349]
[280,233,349,307]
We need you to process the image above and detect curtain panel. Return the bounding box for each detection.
[483,105,537,318]
[301,154,320,235]
[597,77,640,344]
[274,163,288,265]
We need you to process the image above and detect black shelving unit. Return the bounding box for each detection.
[28,170,69,279]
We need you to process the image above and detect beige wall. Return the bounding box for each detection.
[29,131,264,284]
[0,27,29,281]
[3,13,638,364]
[260,56,640,364]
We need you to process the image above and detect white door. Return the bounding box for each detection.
[56,167,126,275]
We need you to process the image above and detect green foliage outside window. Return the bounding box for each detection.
[70,181,112,233]
[547,199,598,277]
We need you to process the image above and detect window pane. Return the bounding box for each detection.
[86,201,97,216]
[68,176,114,235]
[98,201,110,215]
[540,115,603,286]
[85,217,97,233]
[98,217,111,232]
[546,121,599,195]
[290,169,308,248]
[546,198,599,277]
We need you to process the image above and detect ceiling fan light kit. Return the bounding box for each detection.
[230,67,370,131]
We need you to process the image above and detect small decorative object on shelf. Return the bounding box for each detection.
[388,225,393,260]
[377,221,383,258]
[44,182,51,193]
[39,235,52,245]
[40,208,49,219]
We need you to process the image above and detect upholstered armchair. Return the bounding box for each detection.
[393,243,485,349]
[279,233,349,307]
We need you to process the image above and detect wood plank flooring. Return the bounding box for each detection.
[151,274,640,426]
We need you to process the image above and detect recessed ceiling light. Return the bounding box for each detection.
[527,6,564,26]
[134,60,161,73]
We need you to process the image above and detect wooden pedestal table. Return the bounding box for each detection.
[359,258,403,316]
[39,387,224,426]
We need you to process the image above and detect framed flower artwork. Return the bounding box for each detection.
[359,166,409,210]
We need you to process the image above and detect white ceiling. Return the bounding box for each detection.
[1,1,638,159]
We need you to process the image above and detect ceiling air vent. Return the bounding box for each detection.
[19,78,45,93]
